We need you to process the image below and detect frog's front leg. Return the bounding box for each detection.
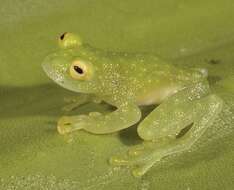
[62,94,102,112]
[58,102,141,134]
[110,82,223,177]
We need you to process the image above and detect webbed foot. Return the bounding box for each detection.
[109,141,166,177]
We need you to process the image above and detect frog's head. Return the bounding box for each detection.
[42,33,110,94]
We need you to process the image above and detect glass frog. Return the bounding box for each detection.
[42,33,223,177]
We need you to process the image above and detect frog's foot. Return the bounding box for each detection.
[57,112,103,134]
[109,141,166,177]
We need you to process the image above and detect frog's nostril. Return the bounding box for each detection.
[60,32,67,40]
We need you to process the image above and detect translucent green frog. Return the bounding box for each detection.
[42,33,223,177]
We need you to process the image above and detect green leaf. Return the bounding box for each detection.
[0,0,233,189]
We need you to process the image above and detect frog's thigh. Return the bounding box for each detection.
[138,94,223,143]
[158,94,223,156]
[138,82,212,141]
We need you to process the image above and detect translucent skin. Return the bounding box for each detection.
[42,33,223,177]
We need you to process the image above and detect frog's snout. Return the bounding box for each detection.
[42,53,67,84]
[42,55,54,78]
[42,58,49,73]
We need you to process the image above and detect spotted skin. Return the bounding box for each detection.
[42,33,223,177]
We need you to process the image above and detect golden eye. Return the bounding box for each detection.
[69,60,92,80]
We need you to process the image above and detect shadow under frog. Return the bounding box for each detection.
[0,84,112,119]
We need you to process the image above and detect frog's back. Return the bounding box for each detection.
[112,53,208,105]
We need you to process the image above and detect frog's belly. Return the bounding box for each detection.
[136,86,179,106]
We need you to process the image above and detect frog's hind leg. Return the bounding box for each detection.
[110,83,223,177]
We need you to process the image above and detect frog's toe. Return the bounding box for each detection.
[109,148,151,166]
[110,151,161,177]
[57,116,73,134]
[109,145,162,176]
[131,161,156,177]
[57,115,86,134]
[109,151,142,167]
[128,145,148,156]
[57,125,71,134]
[109,155,131,166]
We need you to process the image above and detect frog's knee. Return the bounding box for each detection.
[137,125,155,141]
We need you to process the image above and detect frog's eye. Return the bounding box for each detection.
[58,32,82,49]
[69,60,93,80]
